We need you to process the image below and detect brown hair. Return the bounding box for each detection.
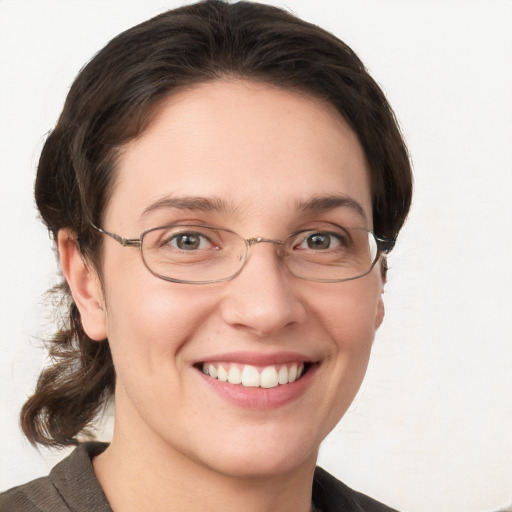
[22,0,412,447]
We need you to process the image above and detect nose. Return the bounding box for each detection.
[219,241,306,338]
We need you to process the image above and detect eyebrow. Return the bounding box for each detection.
[140,195,236,218]
[140,193,368,224]
[295,195,368,224]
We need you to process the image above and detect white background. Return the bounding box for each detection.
[1,1,511,511]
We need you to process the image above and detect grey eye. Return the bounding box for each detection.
[306,233,331,250]
[170,233,209,251]
[298,232,343,251]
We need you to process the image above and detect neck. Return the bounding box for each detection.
[93,420,317,512]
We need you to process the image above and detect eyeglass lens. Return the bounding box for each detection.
[139,224,379,284]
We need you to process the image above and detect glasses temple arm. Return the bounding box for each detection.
[375,235,396,254]
[91,225,141,247]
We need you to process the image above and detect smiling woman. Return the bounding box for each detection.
[0,1,412,511]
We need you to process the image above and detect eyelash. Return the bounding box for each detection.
[293,231,347,251]
[156,226,351,254]
[165,232,218,251]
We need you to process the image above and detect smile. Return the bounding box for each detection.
[200,362,308,388]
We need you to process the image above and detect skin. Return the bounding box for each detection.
[59,79,385,512]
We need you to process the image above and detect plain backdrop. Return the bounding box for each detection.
[1,1,511,511]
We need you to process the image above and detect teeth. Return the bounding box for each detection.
[208,364,218,379]
[288,364,298,383]
[241,365,260,387]
[202,362,307,388]
[260,366,278,388]
[277,365,288,385]
[227,366,242,385]
[217,365,228,382]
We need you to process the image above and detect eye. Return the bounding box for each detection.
[167,232,214,251]
[296,231,343,251]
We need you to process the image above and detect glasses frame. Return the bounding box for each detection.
[91,224,395,285]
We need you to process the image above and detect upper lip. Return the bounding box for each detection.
[192,351,317,367]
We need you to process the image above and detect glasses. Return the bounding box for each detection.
[92,223,394,284]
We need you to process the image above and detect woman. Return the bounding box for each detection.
[0,1,412,510]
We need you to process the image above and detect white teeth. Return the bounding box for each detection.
[241,365,260,387]
[217,365,228,382]
[278,365,288,385]
[202,362,308,388]
[260,366,279,388]
[208,364,217,379]
[288,364,298,383]
[227,366,242,385]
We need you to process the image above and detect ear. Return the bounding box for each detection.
[374,294,385,330]
[374,256,388,330]
[58,229,107,341]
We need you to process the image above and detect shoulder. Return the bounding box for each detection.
[313,467,399,512]
[0,442,111,512]
[0,476,61,512]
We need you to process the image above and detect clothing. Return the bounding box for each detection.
[0,443,398,511]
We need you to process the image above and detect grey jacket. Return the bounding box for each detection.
[0,443,398,511]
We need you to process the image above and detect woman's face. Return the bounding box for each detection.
[89,80,384,477]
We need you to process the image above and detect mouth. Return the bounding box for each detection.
[193,353,319,409]
[196,361,313,389]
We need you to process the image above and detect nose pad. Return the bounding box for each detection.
[220,241,306,337]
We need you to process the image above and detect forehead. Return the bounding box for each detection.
[106,80,372,231]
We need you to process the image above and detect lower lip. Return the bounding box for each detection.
[197,364,317,409]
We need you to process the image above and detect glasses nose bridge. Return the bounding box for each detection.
[245,236,284,247]
[240,236,287,278]
[243,236,286,265]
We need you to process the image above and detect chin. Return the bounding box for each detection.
[185,423,323,480]
[205,448,317,480]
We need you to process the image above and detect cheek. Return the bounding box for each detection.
[102,283,220,428]
[318,279,382,349]
[101,265,215,378]
[315,276,382,395]
[303,278,383,438]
